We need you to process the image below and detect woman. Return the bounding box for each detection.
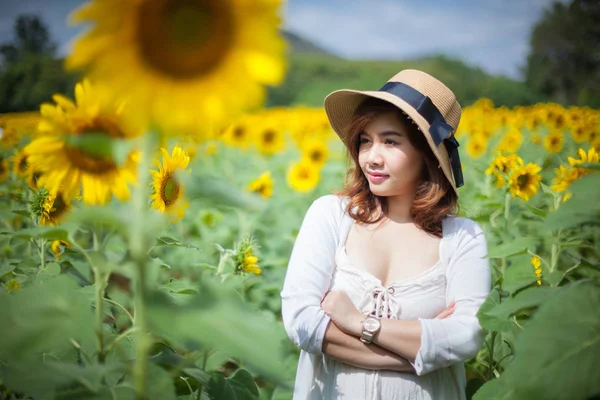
[281,69,491,399]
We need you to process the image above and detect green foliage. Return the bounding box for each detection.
[267,54,544,109]
[525,0,600,107]
[0,14,78,112]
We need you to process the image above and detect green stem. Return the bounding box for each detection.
[488,331,497,381]
[105,327,139,352]
[103,297,134,324]
[131,134,153,400]
[39,238,46,270]
[94,268,110,363]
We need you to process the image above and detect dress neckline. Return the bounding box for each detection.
[336,213,447,289]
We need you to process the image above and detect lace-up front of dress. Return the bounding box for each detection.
[308,224,462,400]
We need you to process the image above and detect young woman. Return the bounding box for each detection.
[281,70,491,400]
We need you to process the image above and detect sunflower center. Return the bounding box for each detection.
[49,194,68,221]
[299,168,310,180]
[310,150,323,163]
[18,156,28,173]
[262,130,275,144]
[0,157,6,174]
[517,174,532,189]
[551,137,560,146]
[66,118,125,174]
[233,126,245,140]
[161,173,181,206]
[137,0,235,79]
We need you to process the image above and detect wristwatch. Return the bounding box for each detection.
[359,315,381,344]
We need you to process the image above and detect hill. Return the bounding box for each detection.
[270,33,543,108]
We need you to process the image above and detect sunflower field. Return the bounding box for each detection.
[0,1,599,400]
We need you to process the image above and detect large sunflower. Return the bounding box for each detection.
[66,0,286,138]
[151,145,190,222]
[24,80,141,205]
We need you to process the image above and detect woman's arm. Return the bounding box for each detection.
[332,222,491,375]
[322,321,416,372]
[321,294,456,372]
[280,196,340,355]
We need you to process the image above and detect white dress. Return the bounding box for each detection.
[281,195,491,400]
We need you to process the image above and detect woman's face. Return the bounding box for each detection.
[357,111,425,197]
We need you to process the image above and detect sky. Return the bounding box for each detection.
[0,0,563,80]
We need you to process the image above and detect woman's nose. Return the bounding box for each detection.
[367,144,384,165]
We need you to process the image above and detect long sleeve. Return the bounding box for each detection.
[280,195,340,355]
[411,218,491,376]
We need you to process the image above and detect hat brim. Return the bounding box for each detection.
[324,89,458,195]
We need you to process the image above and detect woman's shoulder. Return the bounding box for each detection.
[443,214,486,243]
[310,194,349,214]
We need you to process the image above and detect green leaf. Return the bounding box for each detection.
[502,256,539,294]
[0,262,16,278]
[544,172,600,230]
[485,237,538,259]
[63,132,135,166]
[478,288,513,332]
[3,226,69,241]
[186,174,265,211]
[155,236,200,250]
[525,205,547,219]
[207,369,259,400]
[473,376,514,400]
[147,278,287,383]
[485,286,557,321]
[0,275,95,362]
[499,281,600,399]
[45,262,62,276]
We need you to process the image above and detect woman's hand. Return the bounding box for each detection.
[321,291,364,337]
[434,300,456,319]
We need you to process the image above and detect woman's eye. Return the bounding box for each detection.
[359,138,370,144]
[385,139,397,145]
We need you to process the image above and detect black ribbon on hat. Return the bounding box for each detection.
[378,81,464,188]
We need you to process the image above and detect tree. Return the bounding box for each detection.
[0,14,76,113]
[525,0,600,107]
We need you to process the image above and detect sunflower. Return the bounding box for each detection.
[0,111,41,149]
[233,236,262,275]
[0,156,8,183]
[485,152,523,188]
[11,149,29,178]
[51,240,71,260]
[253,123,285,156]
[287,160,320,192]
[543,130,564,153]
[508,163,542,201]
[301,138,329,168]
[40,190,74,226]
[248,171,274,199]
[151,145,190,222]
[465,133,487,159]
[66,0,286,138]
[551,148,600,201]
[24,80,141,205]
[220,118,252,149]
[497,128,523,153]
[530,255,542,286]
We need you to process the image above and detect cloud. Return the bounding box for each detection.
[284,0,560,78]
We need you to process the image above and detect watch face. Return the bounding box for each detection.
[363,317,380,332]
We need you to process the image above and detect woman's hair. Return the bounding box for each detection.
[334,97,459,238]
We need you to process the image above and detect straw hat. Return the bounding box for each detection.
[324,69,464,196]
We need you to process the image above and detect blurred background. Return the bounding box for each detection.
[0,0,598,114]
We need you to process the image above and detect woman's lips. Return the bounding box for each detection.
[367,172,389,183]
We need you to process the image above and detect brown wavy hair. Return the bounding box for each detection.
[333,97,459,238]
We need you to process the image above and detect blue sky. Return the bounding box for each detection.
[0,0,562,80]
